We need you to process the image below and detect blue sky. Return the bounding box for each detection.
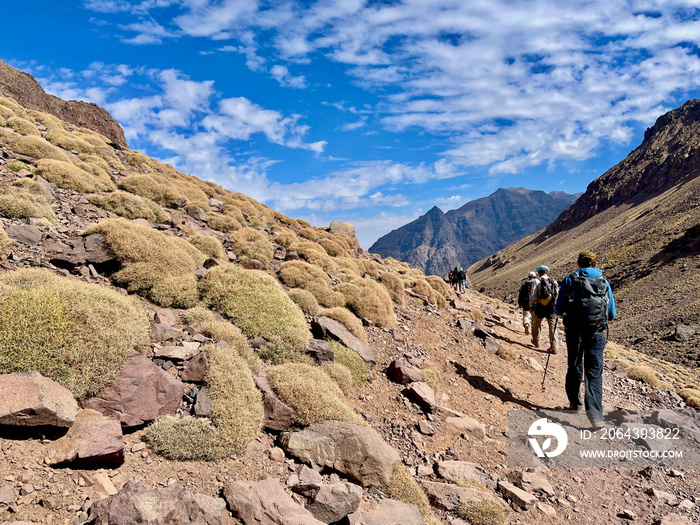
[4,1,700,247]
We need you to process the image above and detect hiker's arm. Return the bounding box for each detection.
[607,281,617,320]
[555,277,568,317]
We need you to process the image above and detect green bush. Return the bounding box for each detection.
[200,265,311,363]
[87,191,169,222]
[329,340,368,385]
[188,235,226,260]
[267,363,365,426]
[0,268,149,398]
[287,288,320,316]
[84,219,205,308]
[230,228,273,268]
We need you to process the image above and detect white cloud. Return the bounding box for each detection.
[270,65,308,88]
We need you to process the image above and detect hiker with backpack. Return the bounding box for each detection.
[450,267,460,291]
[518,271,539,335]
[556,251,616,428]
[531,265,559,353]
[457,267,467,292]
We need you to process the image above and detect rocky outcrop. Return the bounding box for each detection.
[47,409,124,467]
[0,59,128,148]
[84,480,226,524]
[369,188,577,276]
[279,421,401,488]
[0,372,79,427]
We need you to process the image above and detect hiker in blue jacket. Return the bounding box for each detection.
[555,251,616,428]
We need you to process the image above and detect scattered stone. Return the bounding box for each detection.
[84,354,185,428]
[0,372,79,427]
[154,308,178,326]
[311,317,375,364]
[48,409,124,467]
[306,482,363,523]
[536,501,557,517]
[194,387,213,417]
[620,509,637,520]
[673,324,695,342]
[497,480,537,510]
[6,224,42,245]
[181,351,210,382]
[239,258,264,270]
[0,485,13,505]
[483,335,502,354]
[508,469,555,497]
[418,420,434,435]
[42,237,87,268]
[645,488,679,506]
[652,516,695,525]
[435,461,484,483]
[187,206,208,221]
[83,233,116,264]
[84,479,225,524]
[223,477,324,525]
[421,480,500,512]
[150,323,183,342]
[307,339,334,363]
[347,499,424,525]
[92,472,118,496]
[445,416,486,440]
[404,381,437,411]
[253,371,296,431]
[386,359,423,384]
[279,420,401,488]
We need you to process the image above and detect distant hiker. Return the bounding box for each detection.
[531,265,559,353]
[556,251,616,428]
[518,271,539,335]
[457,267,467,293]
[450,267,460,291]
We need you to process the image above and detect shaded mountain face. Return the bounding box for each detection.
[469,100,700,367]
[0,60,127,148]
[369,188,578,276]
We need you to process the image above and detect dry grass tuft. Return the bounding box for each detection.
[299,227,318,241]
[119,172,209,210]
[337,278,397,329]
[4,133,70,161]
[0,227,12,258]
[496,344,518,362]
[274,230,298,249]
[289,241,338,272]
[278,260,345,308]
[0,97,28,118]
[457,498,507,525]
[329,340,368,385]
[627,365,673,390]
[677,388,700,408]
[379,272,405,306]
[287,288,321,316]
[45,129,95,154]
[28,110,66,129]
[457,478,490,492]
[464,307,486,323]
[388,465,430,517]
[85,219,205,308]
[321,362,354,394]
[319,238,349,257]
[267,363,365,426]
[207,212,242,232]
[200,265,311,363]
[421,361,440,395]
[0,268,149,398]
[188,235,226,260]
[37,159,114,193]
[143,416,222,461]
[230,228,273,268]
[7,116,39,136]
[181,307,260,371]
[0,183,57,224]
[320,307,367,343]
[87,191,169,222]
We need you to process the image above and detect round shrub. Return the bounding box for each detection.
[0,184,57,224]
[200,266,311,363]
[85,218,205,308]
[329,340,368,385]
[0,268,149,398]
[7,117,39,136]
[188,235,226,260]
[627,365,672,390]
[379,272,405,306]
[207,213,241,232]
[287,288,320,316]
[322,362,354,394]
[87,191,169,222]
[37,159,114,192]
[320,307,367,343]
[299,227,318,241]
[267,363,365,426]
[457,498,507,525]
[231,228,273,268]
[289,241,338,272]
[143,416,223,461]
[278,260,345,308]
[388,465,430,516]
[11,135,69,161]
[337,278,397,329]
[45,129,95,154]
[0,227,11,258]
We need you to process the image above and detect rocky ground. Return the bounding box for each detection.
[0,281,698,525]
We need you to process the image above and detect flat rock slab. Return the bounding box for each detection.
[84,479,225,524]
[48,409,124,467]
[280,420,400,488]
[223,478,324,525]
[404,382,437,411]
[498,480,537,510]
[253,371,296,431]
[386,359,423,384]
[84,354,185,428]
[153,342,200,361]
[435,461,485,483]
[420,480,504,512]
[0,372,79,427]
[446,416,486,440]
[305,482,363,523]
[6,224,42,245]
[347,499,424,525]
[311,317,375,364]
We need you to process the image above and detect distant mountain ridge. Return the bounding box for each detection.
[369,188,578,276]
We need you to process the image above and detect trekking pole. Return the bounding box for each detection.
[541,316,559,391]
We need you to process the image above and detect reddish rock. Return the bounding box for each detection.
[223,478,324,525]
[150,323,183,342]
[6,224,42,245]
[347,499,424,525]
[83,233,116,264]
[48,409,124,467]
[386,359,423,384]
[0,372,79,427]
[84,480,225,524]
[253,371,296,431]
[307,339,334,363]
[181,352,210,382]
[311,316,375,364]
[240,258,264,270]
[83,354,185,428]
[42,237,87,268]
[404,381,437,411]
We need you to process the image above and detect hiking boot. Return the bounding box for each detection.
[569,405,584,413]
[524,325,530,335]
[590,418,605,430]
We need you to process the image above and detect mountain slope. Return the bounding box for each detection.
[469,100,700,367]
[370,188,577,276]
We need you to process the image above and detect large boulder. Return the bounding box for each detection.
[347,499,424,525]
[310,317,375,364]
[83,354,185,428]
[84,479,226,524]
[222,478,324,525]
[279,421,400,488]
[329,221,359,247]
[0,372,79,427]
[305,482,363,523]
[48,409,124,467]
